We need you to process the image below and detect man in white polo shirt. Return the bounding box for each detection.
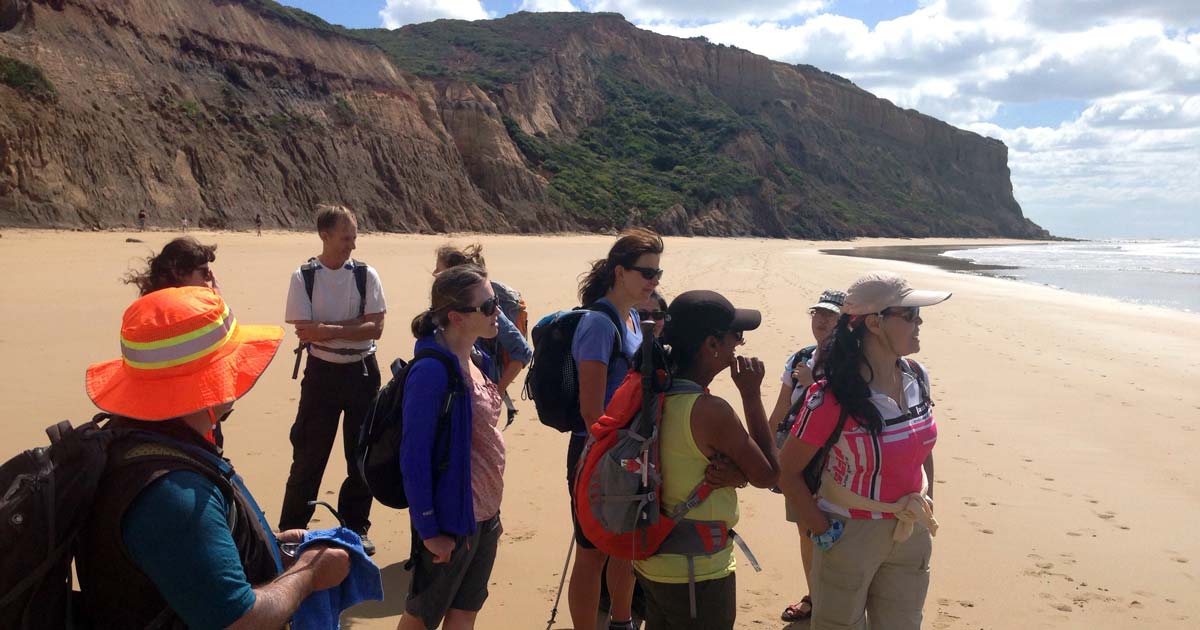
[280,205,386,555]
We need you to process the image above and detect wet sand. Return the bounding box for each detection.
[2,230,1198,629]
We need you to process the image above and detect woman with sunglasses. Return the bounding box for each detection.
[399,264,506,630]
[635,290,669,338]
[633,290,780,630]
[124,236,219,296]
[772,289,844,623]
[569,228,664,630]
[123,236,224,444]
[778,272,949,630]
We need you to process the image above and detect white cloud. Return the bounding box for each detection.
[379,0,488,29]
[613,0,1200,237]
[519,0,581,11]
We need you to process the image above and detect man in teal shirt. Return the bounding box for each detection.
[79,286,352,629]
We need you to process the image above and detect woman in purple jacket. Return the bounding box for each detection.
[399,264,506,630]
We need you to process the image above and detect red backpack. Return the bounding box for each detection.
[573,364,760,616]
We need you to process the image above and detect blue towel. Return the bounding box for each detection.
[290,527,384,630]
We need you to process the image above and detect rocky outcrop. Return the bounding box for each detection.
[0,2,1048,238]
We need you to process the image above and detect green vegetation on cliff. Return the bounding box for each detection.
[503,71,761,221]
[0,55,55,98]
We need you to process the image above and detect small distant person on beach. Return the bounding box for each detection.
[280,205,386,556]
[77,287,351,629]
[398,264,506,630]
[255,213,264,236]
[180,216,189,232]
[632,290,780,630]
[636,290,669,338]
[779,272,948,630]
[569,228,663,630]
[433,243,532,427]
[137,209,147,232]
[771,289,845,623]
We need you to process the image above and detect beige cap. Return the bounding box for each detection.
[842,271,951,316]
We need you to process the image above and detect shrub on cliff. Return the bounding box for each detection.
[0,55,55,98]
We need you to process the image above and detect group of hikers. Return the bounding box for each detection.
[2,204,948,630]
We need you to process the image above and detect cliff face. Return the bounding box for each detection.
[0,1,1048,238]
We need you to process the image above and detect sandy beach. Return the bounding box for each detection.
[2,229,1198,629]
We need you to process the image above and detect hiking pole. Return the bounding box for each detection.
[545,532,576,630]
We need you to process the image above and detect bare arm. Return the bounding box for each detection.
[766,382,793,432]
[577,360,608,428]
[295,312,385,343]
[227,545,349,630]
[498,359,525,392]
[777,437,832,534]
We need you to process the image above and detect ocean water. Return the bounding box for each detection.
[941,240,1200,313]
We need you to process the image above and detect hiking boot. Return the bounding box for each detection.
[358,533,376,557]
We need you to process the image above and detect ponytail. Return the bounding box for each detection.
[410,310,438,338]
[578,228,664,306]
[817,315,883,434]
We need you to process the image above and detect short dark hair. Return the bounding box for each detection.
[315,204,354,233]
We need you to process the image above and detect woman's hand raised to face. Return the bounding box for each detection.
[730,355,765,396]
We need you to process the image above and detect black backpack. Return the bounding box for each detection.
[356,351,461,509]
[291,257,369,379]
[0,415,232,630]
[523,303,627,433]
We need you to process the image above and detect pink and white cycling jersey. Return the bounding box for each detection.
[792,360,937,520]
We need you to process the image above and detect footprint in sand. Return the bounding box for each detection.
[1052,603,1073,612]
[1170,557,1189,564]
[1096,511,1117,520]
[979,528,994,535]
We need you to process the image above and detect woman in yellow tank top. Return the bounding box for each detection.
[632,290,781,630]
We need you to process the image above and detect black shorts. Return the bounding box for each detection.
[566,433,597,550]
[406,515,502,628]
[636,572,737,630]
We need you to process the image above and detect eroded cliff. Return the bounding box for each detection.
[0,1,1048,238]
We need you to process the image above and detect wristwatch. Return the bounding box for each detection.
[809,519,844,551]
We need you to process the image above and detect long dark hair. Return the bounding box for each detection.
[123,237,216,296]
[578,228,664,306]
[411,264,489,337]
[816,315,883,434]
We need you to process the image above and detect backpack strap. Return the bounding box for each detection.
[900,358,931,408]
[351,260,368,319]
[301,258,369,319]
[408,349,463,477]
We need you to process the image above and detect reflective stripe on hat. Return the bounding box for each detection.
[121,304,236,370]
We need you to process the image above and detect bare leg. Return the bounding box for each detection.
[443,609,479,630]
[396,613,426,630]
[799,522,814,593]
[606,557,636,623]
[569,545,608,630]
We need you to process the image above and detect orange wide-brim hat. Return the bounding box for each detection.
[86,286,284,421]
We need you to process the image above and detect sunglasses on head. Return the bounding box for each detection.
[625,265,664,281]
[881,306,920,322]
[453,296,498,317]
[637,309,667,321]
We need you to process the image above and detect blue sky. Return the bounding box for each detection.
[277,1,1200,239]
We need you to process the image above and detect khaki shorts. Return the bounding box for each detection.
[810,513,932,630]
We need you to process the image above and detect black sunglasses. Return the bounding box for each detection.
[637,309,667,321]
[881,306,920,323]
[453,296,499,317]
[625,265,664,281]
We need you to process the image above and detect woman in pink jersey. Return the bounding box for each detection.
[778,271,949,630]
